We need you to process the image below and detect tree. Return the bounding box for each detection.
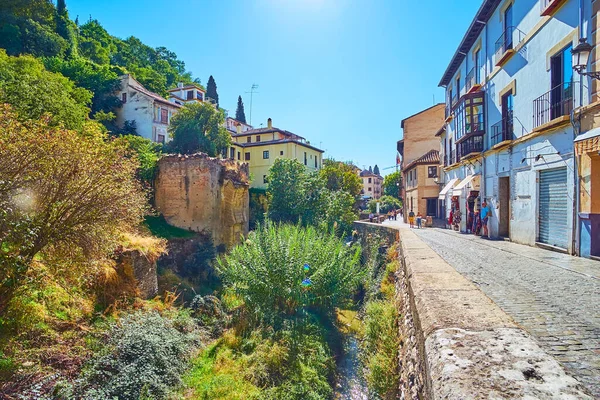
[168,102,231,156]
[0,50,92,130]
[368,195,402,214]
[0,104,147,314]
[373,164,380,175]
[55,0,77,56]
[267,158,310,223]
[206,75,219,107]
[382,170,402,199]
[235,95,246,123]
[43,55,122,115]
[319,159,362,198]
[369,166,373,173]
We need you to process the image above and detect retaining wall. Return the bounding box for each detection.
[354,222,592,399]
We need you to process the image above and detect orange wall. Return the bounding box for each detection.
[401,104,445,165]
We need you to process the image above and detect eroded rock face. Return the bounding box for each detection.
[155,153,249,248]
[119,250,158,299]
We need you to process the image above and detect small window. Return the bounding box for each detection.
[256,135,261,142]
[187,91,193,100]
[280,150,284,156]
[263,175,268,184]
[230,147,235,159]
[247,137,251,143]
[245,152,250,161]
[157,134,165,144]
[368,187,372,191]
[368,177,372,183]
[160,108,168,124]
[314,157,317,168]
[263,150,269,159]
[304,152,307,166]
[122,92,127,103]
[237,152,241,160]
[428,166,438,178]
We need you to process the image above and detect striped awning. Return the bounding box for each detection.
[575,127,600,155]
[438,178,459,199]
[452,174,480,196]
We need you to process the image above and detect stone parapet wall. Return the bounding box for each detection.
[155,153,250,248]
[397,227,592,399]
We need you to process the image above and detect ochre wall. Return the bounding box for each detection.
[155,153,250,248]
[402,104,445,165]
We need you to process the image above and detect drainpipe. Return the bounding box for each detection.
[482,21,488,230]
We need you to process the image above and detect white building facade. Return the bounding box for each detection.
[116,74,181,143]
[438,0,591,254]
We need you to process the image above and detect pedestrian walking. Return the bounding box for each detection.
[416,212,422,229]
[480,201,490,238]
[408,209,415,228]
[393,210,397,220]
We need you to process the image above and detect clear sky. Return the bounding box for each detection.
[68,0,482,175]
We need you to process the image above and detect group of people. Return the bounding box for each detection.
[407,210,423,229]
[386,209,400,221]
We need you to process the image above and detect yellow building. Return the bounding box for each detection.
[228,118,324,189]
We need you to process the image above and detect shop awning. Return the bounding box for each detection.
[452,174,480,196]
[575,127,600,155]
[438,178,459,199]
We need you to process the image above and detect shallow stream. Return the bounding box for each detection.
[334,334,368,400]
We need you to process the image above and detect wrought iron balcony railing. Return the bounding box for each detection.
[491,115,515,147]
[458,135,484,160]
[532,82,573,128]
[466,67,480,92]
[494,26,525,65]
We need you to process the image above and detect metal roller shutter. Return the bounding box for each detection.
[538,168,568,249]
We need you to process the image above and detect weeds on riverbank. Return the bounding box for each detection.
[361,244,401,399]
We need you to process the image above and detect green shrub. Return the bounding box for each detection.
[72,311,197,400]
[217,221,363,329]
[368,195,402,214]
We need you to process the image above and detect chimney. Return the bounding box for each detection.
[267,118,272,129]
[177,82,184,88]
[236,123,242,134]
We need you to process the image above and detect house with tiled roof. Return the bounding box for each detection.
[115,74,181,143]
[358,169,383,200]
[403,149,440,219]
[227,118,324,189]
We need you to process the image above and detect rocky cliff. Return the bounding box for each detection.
[155,153,250,248]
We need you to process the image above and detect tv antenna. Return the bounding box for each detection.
[245,84,259,125]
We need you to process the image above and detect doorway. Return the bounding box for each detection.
[426,198,437,217]
[498,177,510,237]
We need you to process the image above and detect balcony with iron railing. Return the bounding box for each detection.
[532,82,573,129]
[494,26,525,66]
[466,67,481,93]
[490,115,515,147]
[540,0,567,15]
[458,135,484,160]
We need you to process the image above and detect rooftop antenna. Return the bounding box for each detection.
[245,84,259,125]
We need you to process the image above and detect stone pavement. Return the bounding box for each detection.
[388,224,600,398]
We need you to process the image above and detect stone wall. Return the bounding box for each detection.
[119,250,159,299]
[155,153,250,248]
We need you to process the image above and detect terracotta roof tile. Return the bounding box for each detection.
[402,150,440,171]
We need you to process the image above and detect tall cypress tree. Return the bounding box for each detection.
[373,164,380,175]
[368,166,373,173]
[235,95,246,123]
[55,0,77,57]
[206,75,219,108]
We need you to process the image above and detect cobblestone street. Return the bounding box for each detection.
[406,226,600,397]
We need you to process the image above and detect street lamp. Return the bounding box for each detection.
[571,38,599,78]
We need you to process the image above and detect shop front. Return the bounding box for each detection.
[451,172,482,233]
[575,127,600,259]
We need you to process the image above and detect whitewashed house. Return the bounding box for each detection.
[167,83,207,106]
[438,0,591,254]
[115,74,180,143]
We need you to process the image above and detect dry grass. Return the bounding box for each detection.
[120,231,167,262]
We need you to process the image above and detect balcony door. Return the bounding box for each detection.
[504,4,513,50]
[501,92,513,140]
[550,45,573,120]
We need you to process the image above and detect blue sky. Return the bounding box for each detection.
[68,0,481,175]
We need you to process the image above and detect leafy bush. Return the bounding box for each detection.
[71,311,197,400]
[217,222,363,329]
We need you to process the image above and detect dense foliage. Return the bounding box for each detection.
[319,159,362,199]
[0,104,147,314]
[69,311,198,400]
[383,170,402,199]
[167,102,231,156]
[118,134,163,184]
[266,158,359,234]
[368,195,402,214]
[0,50,92,130]
[217,222,363,329]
